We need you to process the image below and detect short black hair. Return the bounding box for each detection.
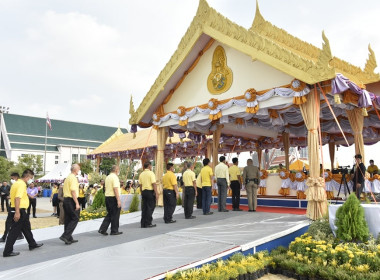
[232,158,238,164]
[166,163,174,170]
[355,154,362,159]
[144,161,151,169]
[10,172,19,178]
[21,169,34,178]
[219,156,226,162]
[370,159,374,163]
[203,158,210,166]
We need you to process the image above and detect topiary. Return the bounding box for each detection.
[129,193,140,212]
[335,193,369,242]
[91,190,105,209]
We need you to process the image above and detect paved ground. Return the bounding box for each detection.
[0,202,308,280]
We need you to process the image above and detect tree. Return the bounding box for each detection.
[119,160,137,180]
[335,193,369,242]
[17,154,43,175]
[0,156,15,182]
[99,158,116,175]
[79,160,93,175]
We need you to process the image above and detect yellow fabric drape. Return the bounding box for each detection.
[329,141,335,169]
[346,108,365,163]
[299,88,327,220]
[155,127,167,207]
[282,132,290,170]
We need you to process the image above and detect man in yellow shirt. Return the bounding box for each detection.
[99,165,122,236]
[139,162,158,228]
[215,156,230,212]
[229,157,242,211]
[60,163,81,245]
[200,158,214,215]
[162,163,179,224]
[182,162,197,219]
[367,160,378,177]
[3,169,43,257]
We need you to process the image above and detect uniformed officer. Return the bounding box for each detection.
[98,165,122,235]
[60,164,81,245]
[242,159,260,212]
[182,162,197,219]
[162,163,179,223]
[139,162,158,228]
[3,169,43,257]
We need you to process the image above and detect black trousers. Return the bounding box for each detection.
[62,198,79,240]
[1,195,9,212]
[2,211,24,240]
[141,190,156,227]
[99,197,121,233]
[184,187,195,218]
[163,189,177,222]
[27,198,37,217]
[196,187,203,209]
[3,209,37,256]
[230,180,241,209]
[77,197,86,210]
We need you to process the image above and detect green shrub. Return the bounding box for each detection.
[129,193,140,212]
[177,195,182,205]
[92,190,105,209]
[335,193,369,242]
[307,218,334,241]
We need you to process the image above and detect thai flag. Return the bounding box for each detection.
[46,113,52,130]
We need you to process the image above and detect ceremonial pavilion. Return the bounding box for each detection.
[89,0,380,220]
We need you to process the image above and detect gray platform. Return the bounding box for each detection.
[0,207,309,280]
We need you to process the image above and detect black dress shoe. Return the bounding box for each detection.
[4,252,20,257]
[33,216,37,218]
[204,212,213,215]
[222,210,229,212]
[236,209,243,211]
[98,230,108,236]
[70,239,78,243]
[29,243,43,250]
[147,224,156,228]
[185,216,196,219]
[59,236,72,245]
[248,210,256,212]
[165,220,176,224]
[110,232,123,235]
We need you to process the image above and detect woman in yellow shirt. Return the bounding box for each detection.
[78,184,86,210]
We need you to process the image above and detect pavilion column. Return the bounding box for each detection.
[299,88,327,220]
[206,141,213,160]
[257,148,262,169]
[96,156,101,174]
[346,108,365,163]
[212,124,222,170]
[328,140,335,169]
[282,132,290,170]
[155,127,167,207]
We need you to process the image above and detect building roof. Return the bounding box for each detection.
[1,113,127,155]
[129,0,379,126]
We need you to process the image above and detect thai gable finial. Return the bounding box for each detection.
[251,0,265,30]
[364,44,378,75]
[129,95,135,116]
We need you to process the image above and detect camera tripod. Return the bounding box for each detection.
[335,172,350,203]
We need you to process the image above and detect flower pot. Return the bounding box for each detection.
[238,274,244,280]
[298,276,308,280]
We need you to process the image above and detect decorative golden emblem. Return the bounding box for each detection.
[207,45,233,94]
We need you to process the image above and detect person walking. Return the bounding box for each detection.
[50,183,59,216]
[58,183,65,225]
[0,173,24,242]
[162,163,179,224]
[183,162,197,219]
[0,181,10,212]
[3,169,43,257]
[139,162,158,228]
[229,157,242,211]
[215,156,230,212]
[77,185,86,210]
[243,159,260,212]
[200,158,213,215]
[60,164,81,245]
[27,183,38,218]
[98,165,122,235]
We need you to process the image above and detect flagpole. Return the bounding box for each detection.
[44,114,47,175]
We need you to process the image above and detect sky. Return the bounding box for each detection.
[1,0,380,166]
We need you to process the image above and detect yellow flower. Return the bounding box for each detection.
[306,247,310,251]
